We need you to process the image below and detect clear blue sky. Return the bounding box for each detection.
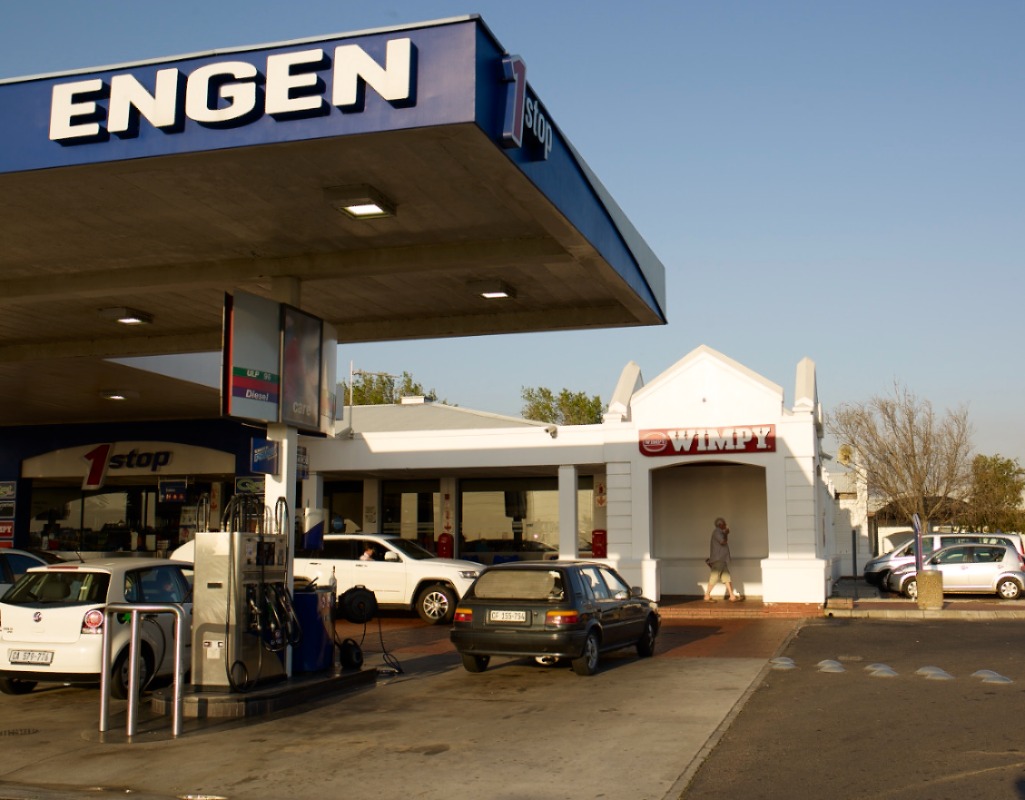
[3,1,1022,464]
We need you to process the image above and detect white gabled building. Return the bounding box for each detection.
[304,345,856,605]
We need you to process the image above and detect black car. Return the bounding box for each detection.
[450,561,660,676]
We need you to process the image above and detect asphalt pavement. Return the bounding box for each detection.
[0,592,1023,799]
[681,617,1025,799]
[0,613,799,800]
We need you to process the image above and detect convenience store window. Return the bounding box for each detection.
[29,484,203,554]
[458,476,594,560]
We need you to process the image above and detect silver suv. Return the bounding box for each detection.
[294,534,481,624]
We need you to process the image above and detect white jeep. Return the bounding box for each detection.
[173,533,480,624]
[294,534,481,624]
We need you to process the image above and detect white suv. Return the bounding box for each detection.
[295,534,481,624]
[172,534,481,624]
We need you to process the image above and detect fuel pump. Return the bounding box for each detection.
[191,494,299,691]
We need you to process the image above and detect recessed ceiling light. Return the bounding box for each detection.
[100,389,139,401]
[469,279,516,300]
[98,307,153,325]
[324,184,396,219]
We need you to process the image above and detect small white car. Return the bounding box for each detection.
[0,558,193,697]
[864,532,1025,587]
[885,543,1025,600]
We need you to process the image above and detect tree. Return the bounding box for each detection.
[828,382,974,530]
[521,386,603,425]
[342,370,440,405]
[966,454,1025,532]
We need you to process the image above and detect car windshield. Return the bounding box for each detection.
[472,569,564,601]
[387,538,435,560]
[3,570,110,605]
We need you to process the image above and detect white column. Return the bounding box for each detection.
[301,469,324,546]
[264,422,297,676]
[362,479,380,534]
[558,465,578,559]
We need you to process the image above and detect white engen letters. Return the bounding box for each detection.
[49,38,413,142]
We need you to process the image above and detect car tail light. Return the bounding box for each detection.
[453,608,473,623]
[81,609,104,635]
[546,609,580,626]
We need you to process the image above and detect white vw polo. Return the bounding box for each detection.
[0,558,192,697]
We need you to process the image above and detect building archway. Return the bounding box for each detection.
[652,461,769,597]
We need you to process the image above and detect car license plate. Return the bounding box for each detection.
[489,610,526,623]
[9,650,53,665]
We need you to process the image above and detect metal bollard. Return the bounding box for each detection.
[99,602,188,738]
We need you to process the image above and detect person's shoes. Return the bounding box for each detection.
[703,596,715,602]
[729,595,744,602]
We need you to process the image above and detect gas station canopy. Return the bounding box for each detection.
[0,16,665,427]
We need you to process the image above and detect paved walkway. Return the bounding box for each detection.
[659,577,1025,620]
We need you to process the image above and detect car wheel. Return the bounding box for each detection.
[636,617,657,658]
[111,648,152,700]
[0,677,37,695]
[902,578,918,600]
[461,654,490,673]
[572,631,601,676]
[996,578,1022,600]
[417,584,457,624]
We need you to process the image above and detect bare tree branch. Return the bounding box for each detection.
[828,381,974,528]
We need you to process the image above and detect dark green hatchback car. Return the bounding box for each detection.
[449,560,660,676]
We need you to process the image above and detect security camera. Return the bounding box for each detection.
[544,425,558,438]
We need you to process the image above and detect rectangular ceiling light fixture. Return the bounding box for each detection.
[325,184,396,219]
[470,279,516,299]
[98,306,153,325]
[100,389,139,401]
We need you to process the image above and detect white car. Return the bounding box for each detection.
[174,533,481,624]
[0,558,193,697]
[886,543,1025,600]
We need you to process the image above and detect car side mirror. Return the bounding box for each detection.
[384,551,400,562]
[630,586,643,598]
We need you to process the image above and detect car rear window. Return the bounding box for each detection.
[472,569,565,601]
[3,571,110,605]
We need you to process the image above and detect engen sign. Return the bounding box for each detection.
[48,38,414,143]
[638,426,776,457]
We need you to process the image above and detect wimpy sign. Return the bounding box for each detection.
[638,426,775,457]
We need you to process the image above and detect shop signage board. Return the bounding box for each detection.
[236,476,265,495]
[638,426,777,457]
[0,482,15,523]
[250,438,280,477]
[224,292,335,434]
[158,478,188,503]
[280,306,322,430]
[225,291,281,425]
[21,442,235,490]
